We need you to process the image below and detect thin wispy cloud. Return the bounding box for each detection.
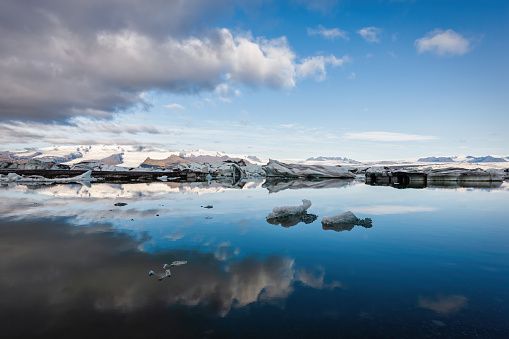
[297,55,350,81]
[0,120,165,145]
[344,132,438,142]
[307,25,349,41]
[295,0,340,14]
[357,27,383,43]
[215,83,241,103]
[164,104,186,110]
[415,29,471,56]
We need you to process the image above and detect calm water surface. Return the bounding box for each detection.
[1,179,508,338]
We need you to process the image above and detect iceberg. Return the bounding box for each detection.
[262,160,355,179]
[177,159,265,179]
[267,199,312,219]
[0,170,96,183]
[266,199,317,227]
[321,211,373,232]
[70,161,128,171]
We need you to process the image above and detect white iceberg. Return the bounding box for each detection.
[0,170,96,183]
[263,160,355,179]
[321,211,373,232]
[267,199,312,219]
[322,211,359,225]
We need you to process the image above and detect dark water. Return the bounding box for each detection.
[1,179,508,338]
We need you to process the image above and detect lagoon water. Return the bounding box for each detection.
[1,178,508,338]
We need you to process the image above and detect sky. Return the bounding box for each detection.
[0,0,507,160]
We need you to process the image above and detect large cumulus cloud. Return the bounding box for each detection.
[0,0,345,122]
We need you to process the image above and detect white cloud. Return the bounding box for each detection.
[215,83,242,102]
[297,55,350,81]
[164,103,186,110]
[415,29,471,56]
[348,72,356,80]
[0,13,343,122]
[343,131,438,142]
[307,25,349,41]
[357,27,383,43]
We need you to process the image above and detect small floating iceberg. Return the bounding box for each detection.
[321,211,373,232]
[266,199,317,227]
[267,199,312,219]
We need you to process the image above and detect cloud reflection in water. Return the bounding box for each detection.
[0,217,341,337]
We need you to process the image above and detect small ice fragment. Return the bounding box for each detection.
[148,270,155,276]
[165,269,171,277]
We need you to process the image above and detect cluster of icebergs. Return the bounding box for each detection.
[266,199,372,231]
[0,170,96,184]
[0,158,357,181]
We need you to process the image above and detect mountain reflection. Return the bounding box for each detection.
[0,217,340,337]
